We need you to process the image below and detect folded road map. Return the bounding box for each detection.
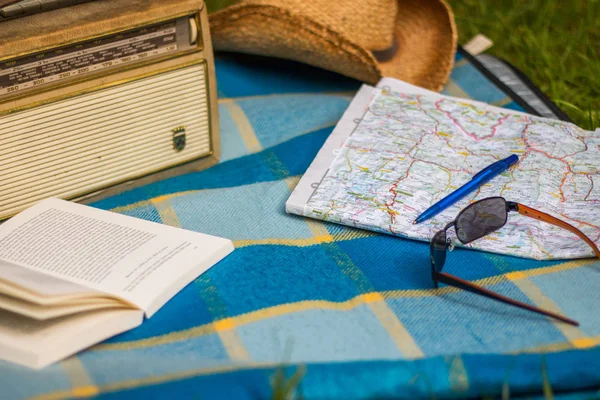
[287,78,600,260]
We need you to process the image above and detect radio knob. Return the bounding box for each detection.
[189,17,199,45]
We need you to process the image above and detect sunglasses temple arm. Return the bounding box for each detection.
[435,272,579,326]
[514,203,600,259]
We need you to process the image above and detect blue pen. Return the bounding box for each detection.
[413,154,519,224]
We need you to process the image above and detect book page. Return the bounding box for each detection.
[0,259,104,300]
[0,308,143,369]
[0,292,128,320]
[0,198,234,316]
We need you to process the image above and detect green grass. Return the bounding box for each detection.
[205,0,236,13]
[206,0,599,130]
[447,0,600,130]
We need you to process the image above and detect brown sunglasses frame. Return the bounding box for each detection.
[431,196,600,326]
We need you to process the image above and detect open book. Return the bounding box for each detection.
[0,198,234,369]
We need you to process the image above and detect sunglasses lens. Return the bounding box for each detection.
[430,230,447,273]
[455,197,508,244]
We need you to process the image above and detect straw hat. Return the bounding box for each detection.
[209,0,457,91]
[0,0,20,7]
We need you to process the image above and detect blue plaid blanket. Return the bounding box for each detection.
[2,53,599,400]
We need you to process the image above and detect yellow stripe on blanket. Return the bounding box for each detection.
[93,258,596,353]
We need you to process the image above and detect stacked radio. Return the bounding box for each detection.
[0,0,219,220]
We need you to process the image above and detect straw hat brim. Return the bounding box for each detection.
[209,0,457,91]
[0,0,21,7]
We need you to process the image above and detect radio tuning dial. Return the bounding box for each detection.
[189,17,199,45]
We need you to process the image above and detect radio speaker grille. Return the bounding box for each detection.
[0,63,211,219]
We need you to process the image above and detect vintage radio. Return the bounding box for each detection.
[0,0,219,220]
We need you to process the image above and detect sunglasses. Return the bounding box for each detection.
[431,197,600,326]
